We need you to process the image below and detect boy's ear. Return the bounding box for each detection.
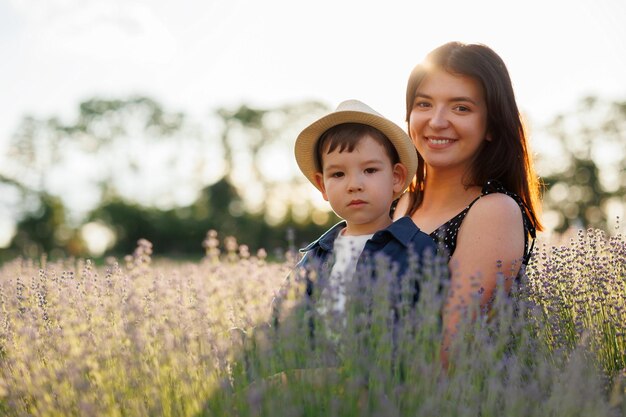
[314,172,329,201]
[392,163,408,194]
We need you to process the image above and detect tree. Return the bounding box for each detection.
[11,192,85,258]
[1,96,200,257]
[88,178,335,257]
[215,101,331,225]
[540,97,625,232]
[1,96,337,258]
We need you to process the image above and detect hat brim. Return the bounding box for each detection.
[295,109,417,200]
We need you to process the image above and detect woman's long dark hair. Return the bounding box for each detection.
[405,41,543,231]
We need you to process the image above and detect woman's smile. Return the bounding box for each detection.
[426,136,456,147]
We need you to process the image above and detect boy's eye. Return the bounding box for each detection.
[330,172,344,178]
[364,168,378,174]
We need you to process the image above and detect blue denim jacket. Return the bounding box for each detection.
[270,216,438,353]
[297,216,437,298]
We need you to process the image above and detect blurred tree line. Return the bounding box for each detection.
[0,95,624,262]
[0,97,338,261]
[538,97,625,232]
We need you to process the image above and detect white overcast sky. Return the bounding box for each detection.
[1,0,625,147]
[0,0,625,245]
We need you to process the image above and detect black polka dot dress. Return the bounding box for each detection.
[429,180,537,266]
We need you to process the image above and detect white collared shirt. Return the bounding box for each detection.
[322,228,374,314]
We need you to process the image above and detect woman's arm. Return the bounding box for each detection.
[440,193,525,369]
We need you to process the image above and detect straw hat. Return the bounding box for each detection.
[294,99,417,199]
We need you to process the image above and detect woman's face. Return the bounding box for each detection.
[408,68,489,177]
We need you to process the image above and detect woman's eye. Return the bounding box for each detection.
[454,105,471,112]
[414,100,430,108]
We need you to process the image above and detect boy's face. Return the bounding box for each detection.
[314,135,407,236]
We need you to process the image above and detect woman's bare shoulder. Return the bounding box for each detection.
[452,191,526,281]
[392,193,411,220]
[467,192,522,224]
[457,192,525,257]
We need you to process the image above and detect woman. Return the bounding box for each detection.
[393,42,543,368]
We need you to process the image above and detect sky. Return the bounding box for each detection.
[1,0,626,246]
[1,0,625,139]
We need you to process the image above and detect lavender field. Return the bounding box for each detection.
[0,228,624,416]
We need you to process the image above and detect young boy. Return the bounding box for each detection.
[292,99,437,314]
[256,100,436,386]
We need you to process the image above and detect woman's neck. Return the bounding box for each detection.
[408,170,482,233]
[421,170,480,210]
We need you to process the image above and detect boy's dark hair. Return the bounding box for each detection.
[315,123,400,172]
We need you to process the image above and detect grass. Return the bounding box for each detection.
[0,229,624,416]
